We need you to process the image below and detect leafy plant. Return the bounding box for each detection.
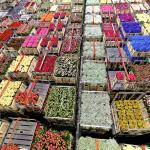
[44,86,76,119]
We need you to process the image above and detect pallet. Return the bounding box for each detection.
[3,119,37,149]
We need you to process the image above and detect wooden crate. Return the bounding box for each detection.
[16,82,50,112]
[0,120,10,145]
[111,98,150,135]
[6,58,37,81]
[3,119,37,150]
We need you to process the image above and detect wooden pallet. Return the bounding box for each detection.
[3,119,37,149]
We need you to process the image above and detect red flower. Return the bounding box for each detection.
[34,55,57,73]
[9,21,23,29]
[40,36,49,47]
[0,29,13,41]
[51,35,58,47]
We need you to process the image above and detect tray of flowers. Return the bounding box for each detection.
[120,144,150,150]
[31,124,73,150]
[102,23,122,47]
[111,99,150,135]
[115,3,130,14]
[117,13,135,27]
[6,55,36,80]
[130,3,150,13]
[78,137,120,150]
[135,13,150,23]
[6,38,25,56]
[84,24,103,41]
[44,86,76,125]
[16,23,35,36]
[81,60,107,91]
[15,82,50,112]
[70,13,83,23]
[61,36,81,56]
[85,6,100,14]
[100,5,115,22]
[0,80,23,112]
[83,41,105,60]
[19,35,41,55]
[0,53,13,81]
[106,48,128,70]
[72,5,83,13]
[80,91,112,133]
[54,56,78,84]
[86,0,100,5]
[84,14,102,24]
[52,12,68,25]
[33,55,57,81]
[120,22,142,38]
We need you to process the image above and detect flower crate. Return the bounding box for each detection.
[31,124,73,150]
[72,5,83,13]
[102,23,122,47]
[115,3,130,14]
[38,35,62,55]
[0,120,9,146]
[40,13,54,22]
[51,12,68,25]
[81,60,107,91]
[120,144,150,150]
[8,21,23,30]
[19,35,41,55]
[117,13,135,27]
[16,23,34,36]
[6,55,36,80]
[15,82,50,112]
[132,64,150,81]
[5,38,25,56]
[58,4,71,11]
[84,14,102,24]
[61,36,81,56]
[54,56,78,84]
[78,137,120,150]
[86,0,100,5]
[80,91,112,133]
[83,41,105,60]
[0,54,13,80]
[0,80,23,112]
[84,24,103,41]
[100,5,116,22]
[120,22,142,39]
[142,23,150,35]
[71,13,83,23]
[85,6,100,14]
[108,71,127,91]
[135,13,150,23]
[130,3,150,13]
[0,29,13,43]
[33,55,57,81]
[111,99,150,135]
[126,36,150,58]
[74,0,84,4]
[67,23,82,30]
[36,27,49,37]
[100,0,113,4]
[66,26,82,37]
[44,86,76,125]
[106,48,128,70]
[2,119,37,150]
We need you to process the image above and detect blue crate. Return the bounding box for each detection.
[123,45,145,61]
[129,35,150,41]
[128,36,150,52]
[122,22,141,33]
